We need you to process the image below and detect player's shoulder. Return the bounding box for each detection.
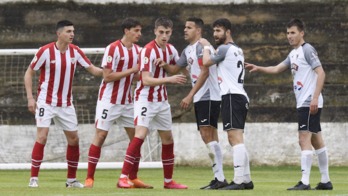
[301,42,316,53]
[38,42,55,52]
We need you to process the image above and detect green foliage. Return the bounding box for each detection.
[0,166,347,195]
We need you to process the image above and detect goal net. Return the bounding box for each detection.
[0,48,162,170]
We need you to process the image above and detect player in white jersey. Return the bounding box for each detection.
[200,18,254,190]
[245,18,332,190]
[162,17,227,190]
[117,17,188,189]
[84,18,152,189]
[24,20,102,188]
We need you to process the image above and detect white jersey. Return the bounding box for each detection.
[134,40,179,102]
[176,41,221,103]
[30,42,91,107]
[98,40,140,104]
[283,43,323,108]
[210,42,249,100]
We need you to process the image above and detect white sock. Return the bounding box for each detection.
[232,144,246,184]
[316,147,330,183]
[207,141,225,181]
[300,150,313,185]
[243,149,251,183]
[164,178,172,183]
[67,178,76,183]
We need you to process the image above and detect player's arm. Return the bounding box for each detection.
[141,71,187,86]
[86,64,103,77]
[24,67,36,114]
[199,38,216,67]
[161,63,182,75]
[245,62,288,74]
[103,65,139,83]
[180,65,209,109]
[310,66,325,114]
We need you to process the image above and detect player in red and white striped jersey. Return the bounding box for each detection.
[24,20,102,188]
[117,17,188,189]
[84,18,152,189]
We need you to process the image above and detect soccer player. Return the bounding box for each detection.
[84,18,152,189]
[162,17,227,189]
[245,18,332,191]
[200,18,254,190]
[24,20,102,188]
[117,17,188,189]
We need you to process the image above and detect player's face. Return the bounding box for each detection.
[287,26,304,48]
[213,26,227,46]
[126,25,142,43]
[184,21,199,43]
[154,26,172,47]
[57,26,74,44]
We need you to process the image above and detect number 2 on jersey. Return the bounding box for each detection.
[237,60,244,83]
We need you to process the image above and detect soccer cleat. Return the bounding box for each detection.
[243,181,254,190]
[313,181,333,190]
[28,178,39,188]
[219,181,245,190]
[129,178,154,189]
[200,178,218,189]
[209,179,228,189]
[287,181,311,190]
[84,178,94,188]
[117,177,131,188]
[164,180,188,189]
[66,180,84,188]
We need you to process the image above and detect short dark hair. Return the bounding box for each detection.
[212,18,232,32]
[286,18,305,32]
[121,18,141,33]
[56,20,74,31]
[155,17,173,29]
[186,17,204,29]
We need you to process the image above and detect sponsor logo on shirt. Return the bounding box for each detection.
[294,81,304,91]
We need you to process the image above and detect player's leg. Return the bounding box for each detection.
[85,101,115,187]
[196,101,227,189]
[219,94,251,190]
[29,103,52,188]
[310,108,333,190]
[56,105,83,188]
[118,101,150,188]
[288,107,312,190]
[156,101,187,189]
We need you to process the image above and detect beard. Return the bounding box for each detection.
[214,34,226,46]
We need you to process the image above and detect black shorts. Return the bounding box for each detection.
[194,100,221,130]
[297,107,322,133]
[221,94,249,131]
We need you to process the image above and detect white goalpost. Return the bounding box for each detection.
[0,48,162,170]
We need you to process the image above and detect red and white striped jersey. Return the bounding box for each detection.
[134,40,179,102]
[30,42,92,107]
[98,40,140,104]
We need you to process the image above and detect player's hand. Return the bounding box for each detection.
[154,58,167,67]
[310,98,319,115]
[180,95,192,110]
[199,38,211,46]
[168,74,187,84]
[245,62,259,73]
[27,98,36,115]
[132,64,140,73]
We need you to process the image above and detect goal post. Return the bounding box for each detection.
[0,48,162,170]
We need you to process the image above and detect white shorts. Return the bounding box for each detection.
[95,100,134,131]
[134,100,172,131]
[35,102,78,131]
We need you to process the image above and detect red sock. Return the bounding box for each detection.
[129,156,140,180]
[162,143,174,179]
[86,144,101,179]
[66,145,79,179]
[31,142,45,177]
[121,137,143,176]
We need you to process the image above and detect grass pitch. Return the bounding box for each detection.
[1,165,347,196]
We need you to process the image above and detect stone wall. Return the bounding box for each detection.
[0,1,347,125]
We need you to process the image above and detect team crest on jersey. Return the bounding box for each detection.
[218,76,222,84]
[107,55,113,63]
[294,81,304,91]
[50,60,56,64]
[144,57,149,64]
[188,57,193,65]
[71,58,76,64]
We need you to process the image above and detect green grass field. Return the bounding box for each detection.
[1,166,347,196]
